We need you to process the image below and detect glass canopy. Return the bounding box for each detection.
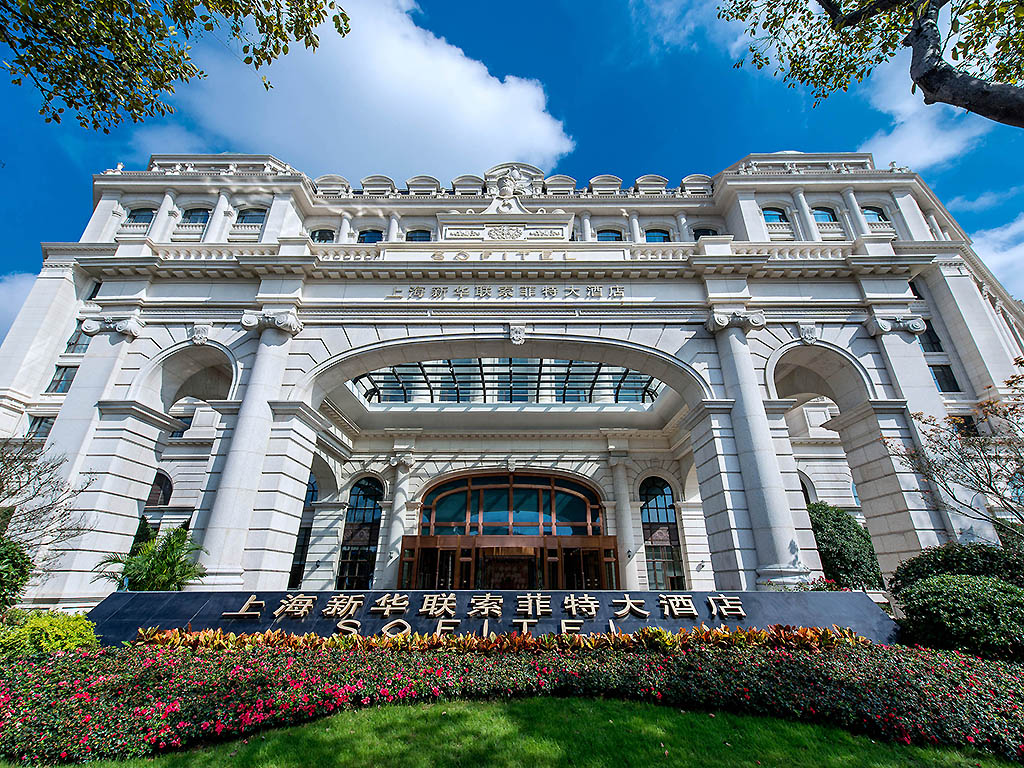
[350,358,665,404]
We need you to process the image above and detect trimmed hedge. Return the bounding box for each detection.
[900,575,1024,661]
[806,502,883,590]
[889,542,1024,596]
[0,628,1022,764]
[0,612,98,658]
[0,537,32,613]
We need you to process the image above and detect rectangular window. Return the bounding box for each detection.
[930,364,961,393]
[64,321,90,354]
[287,526,313,589]
[26,416,54,439]
[169,414,193,439]
[336,545,377,589]
[919,320,944,353]
[644,545,685,590]
[45,366,78,394]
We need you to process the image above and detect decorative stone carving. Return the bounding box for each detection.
[864,315,927,336]
[509,325,527,345]
[705,310,766,334]
[797,321,819,345]
[81,315,144,340]
[504,458,518,472]
[888,161,911,173]
[487,225,524,240]
[389,453,415,470]
[240,309,303,336]
[190,324,212,345]
[495,167,533,199]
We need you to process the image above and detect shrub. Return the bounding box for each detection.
[806,502,883,589]
[92,527,206,591]
[0,536,32,613]
[0,611,99,658]
[889,541,1024,596]
[0,635,1021,764]
[899,574,1024,661]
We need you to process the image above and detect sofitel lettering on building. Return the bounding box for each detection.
[4,153,1021,610]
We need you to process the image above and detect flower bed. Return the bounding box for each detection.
[0,626,1021,764]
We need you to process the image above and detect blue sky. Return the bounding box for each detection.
[1,0,1022,336]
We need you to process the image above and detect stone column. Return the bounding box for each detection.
[610,455,641,590]
[842,187,869,237]
[199,308,302,586]
[791,187,820,242]
[924,210,945,241]
[707,310,809,585]
[675,500,716,590]
[338,212,353,243]
[675,212,690,242]
[150,191,178,242]
[580,211,593,242]
[890,188,932,240]
[379,454,414,588]
[628,211,642,243]
[204,192,232,243]
[81,192,124,242]
[386,213,401,243]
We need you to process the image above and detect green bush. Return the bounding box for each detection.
[0,536,33,612]
[899,575,1024,660]
[889,541,1024,596]
[0,611,99,657]
[806,502,883,590]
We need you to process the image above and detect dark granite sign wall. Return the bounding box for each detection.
[89,589,899,645]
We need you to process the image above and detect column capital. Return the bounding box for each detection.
[241,308,303,336]
[389,452,415,470]
[864,314,926,337]
[706,310,766,334]
[81,314,144,340]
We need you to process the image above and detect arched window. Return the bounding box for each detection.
[862,206,888,222]
[405,229,432,242]
[182,208,210,225]
[236,208,266,225]
[420,473,601,536]
[596,229,623,242]
[645,229,670,243]
[692,227,718,238]
[126,208,156,225]
[639,476,684,589]
[358,229,384,243]
[310,228,335,243]
[336,477,385,589]
[762,207,788,223]
[812,207,838,222]
[145,472,173,507]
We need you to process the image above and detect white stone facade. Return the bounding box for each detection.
[3,152,1021,609]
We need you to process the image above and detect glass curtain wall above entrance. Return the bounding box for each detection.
[350,358,664,404]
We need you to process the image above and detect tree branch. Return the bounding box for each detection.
[816,0,908,30]
[905,0,1024,129]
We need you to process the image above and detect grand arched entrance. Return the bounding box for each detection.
[400,472,619,590]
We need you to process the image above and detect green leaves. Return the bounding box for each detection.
[92,526,207,591]
[0,0,350,130]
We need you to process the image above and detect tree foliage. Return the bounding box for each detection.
[0,0,350,132]
[718,0,1024,129]
[888,359,1024,548]
[0,437,88,573]
[888,541,1024,595]
[92,527,207,591]
[806,501,884,589]
[0,537,32,613]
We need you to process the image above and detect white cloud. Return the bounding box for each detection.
[0,273,36,344]
[947,186,1024,213]
[858,54,992,171]
[630,0,747,56]
[970,213,1024,298]
[127,0,573,181]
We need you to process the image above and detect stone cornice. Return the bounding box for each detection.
[95,400,188,432]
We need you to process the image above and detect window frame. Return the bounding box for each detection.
[181,208,211,225]
[26,416,54,440]
[357,229,384,244]
[762,207,789,223]
[929,364,962,393]
[235,208,267,226]
[125,208,156,225]
[812,207,838,223]
[405,229,432,242]
[862,206,889,223]
[595,229,624,242]
[310,228,336,243]
[691,227,718,238]
[64,320,90,354]
[45,365,78,394]
[644,229,671,243]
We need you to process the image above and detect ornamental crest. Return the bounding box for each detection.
[487,225,525,240]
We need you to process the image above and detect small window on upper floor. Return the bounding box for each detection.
[126,208,155,225]
[45,365,78,394]
[311,229,336,243]
[762,207,788,223]
[26,416,54,440]
[909,279,924,299]
[929,364,962,393]
[182,208,210,225]
[358,229,384,243]
[862,206,888,223]
[145,472,173,507]
[692,228,718,238]
[86,281,102,300]
[405,229,432,242]
[919,320,944,353]
[596,229,623,242]
[64,320,90,354]
[645,229,670,243]
[236,208,266,225]
[812,207,838,222]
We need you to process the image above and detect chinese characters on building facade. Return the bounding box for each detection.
[385,284,628,301]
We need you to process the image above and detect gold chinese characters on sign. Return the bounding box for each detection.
[218,592,747,636]
[385,284,627,301]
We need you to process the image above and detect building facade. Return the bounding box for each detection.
[3,152,1021,610]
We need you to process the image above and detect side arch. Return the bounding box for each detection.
[764,339,877,410]
[128,340,240,412]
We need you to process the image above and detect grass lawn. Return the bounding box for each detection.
[5,698,1012,768]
